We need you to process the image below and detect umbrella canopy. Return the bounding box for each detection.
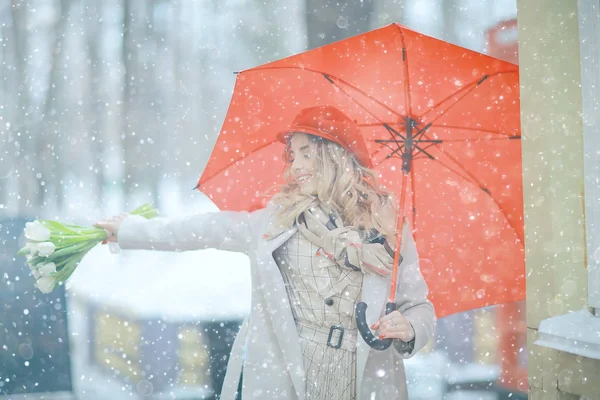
[196,23,524,318]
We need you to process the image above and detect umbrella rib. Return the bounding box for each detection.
[431,147,491,191]
[375,124,438,160]
[359,122,397,127]
[316,77,421,166]
[416,71,517,124]
[376,141,404,156]
[323,73,397,123]
[394,24,413,116]
[361,123,517,140]
[372,140,401,161]
[413,122,434,144]
[382,122,407,141]
[322,74,414,160]
[383,144,406,159]
[430,124,516,138]
[383,143,436,161]
[244,66,404,120]
[380,123,406,159]
[382,119,438,160]
[197,140,279,188]
[407,134,438,160]
[418,79,484,125]
[427,154,488,195]
[412,144,436,160]
[426,143,524,244]
[376,139,441,143]
[413,155,432,161]
[419,142,442,153]
[436,136,521,143]
[411,165,417,240]
[377,125,438,160]
[244,66,517,142]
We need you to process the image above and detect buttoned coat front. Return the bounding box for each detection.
[118,203,435,400]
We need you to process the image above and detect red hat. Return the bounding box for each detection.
[277,105,372,168]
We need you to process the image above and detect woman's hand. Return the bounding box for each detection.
[93,213,129,244]
[370,310,415,342]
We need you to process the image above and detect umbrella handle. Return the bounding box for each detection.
[355,301,396,350]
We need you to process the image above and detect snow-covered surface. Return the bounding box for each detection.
[445,364,500,384]
[0,393,74,400]
[67,243,252,322]
[404,351,448,399]
[535,308,600,360]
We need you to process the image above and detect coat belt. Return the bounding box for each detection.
[296,322,358,352]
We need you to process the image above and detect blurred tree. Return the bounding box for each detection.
[442,0,459,45]
[305,0,375,49]
[84,0,107,206]
[121,0,138,202]
[167,1,210,189]
[0,1,17,212]
[121,0,162,207]
[36,0,70,213]
[11,0,39,216]
[371,0,405,29]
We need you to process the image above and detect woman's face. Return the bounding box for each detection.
[289,133,319,196]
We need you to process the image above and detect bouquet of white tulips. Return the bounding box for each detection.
[17,203,158,293]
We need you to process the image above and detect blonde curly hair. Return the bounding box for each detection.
[270,133,398,240]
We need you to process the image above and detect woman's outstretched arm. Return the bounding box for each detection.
[94,208,264,254]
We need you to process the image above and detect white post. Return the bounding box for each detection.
[578,0,600,311]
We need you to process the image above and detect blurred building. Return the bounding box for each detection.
[66,244,252,399]
[517,0,600,398]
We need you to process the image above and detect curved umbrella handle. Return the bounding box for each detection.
[355,301,396,350]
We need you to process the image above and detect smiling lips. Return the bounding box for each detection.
[295,174,313,184]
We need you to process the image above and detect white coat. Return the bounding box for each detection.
[118,202,435,399]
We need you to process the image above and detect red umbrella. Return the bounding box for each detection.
[196,23,524,325]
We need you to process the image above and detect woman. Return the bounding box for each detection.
[95,106,435,400]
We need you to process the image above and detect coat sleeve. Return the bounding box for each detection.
[392,221,437,358]
[117,209,261,254]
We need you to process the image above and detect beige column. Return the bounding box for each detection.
[517,0,600,398]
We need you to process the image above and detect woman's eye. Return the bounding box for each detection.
[304,153,311,159]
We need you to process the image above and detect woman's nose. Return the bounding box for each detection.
[291,157,304,172]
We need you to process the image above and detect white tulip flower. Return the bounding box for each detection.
[38,262,57,277]
[27,263,37,273]
[35,276,56,293]
[24,221,51,241]
[25,241,39,255]
[36,242,56,257]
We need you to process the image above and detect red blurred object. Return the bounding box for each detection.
[496,302,528,392]
[487,19,519,65]
[196,23,525,318]
[488,18,527,393]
